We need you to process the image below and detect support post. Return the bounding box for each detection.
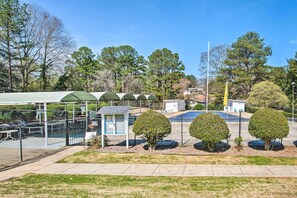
[101,114,105,147]
[180,114,183,146]
[140,100,142,113]
[72,103,75,124]
[85,101,88,132]
[125,113,129,149]
[238,111,242,146]
[44,102,48,146]
[38,103,41,124]
[19,127,23,161]
[66,111,69,146]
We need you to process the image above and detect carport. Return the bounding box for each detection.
[0,91,97,146]
[90,91,120,106]
[133,94,146,113]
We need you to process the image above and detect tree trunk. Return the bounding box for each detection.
[264,139,271,150]
[7,37,12,92]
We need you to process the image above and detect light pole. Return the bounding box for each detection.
[291,82,295,124]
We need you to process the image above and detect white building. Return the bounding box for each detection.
[164,100,185,113]
[226,100,246,112]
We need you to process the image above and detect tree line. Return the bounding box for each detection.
[199,31,297,109]
[0,0,189,101]
[1,0,296,105]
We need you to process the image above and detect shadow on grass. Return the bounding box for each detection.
[143,140,179,151]
[193,141,230,153]
[248,140,285,151]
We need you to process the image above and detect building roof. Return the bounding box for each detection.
[133,94,146,100]
[97,106,129,114]
[90,92,120,101]
[0,91,97,105]
[145,94,156,100]
[228,99,247,103]
[116,93,136,101]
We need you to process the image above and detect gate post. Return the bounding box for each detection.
[65,111,69,146]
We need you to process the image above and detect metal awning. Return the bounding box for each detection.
[133,94,146,100]
[0,91,97,105]
[145,94,156,100]
[116,93,136,101]
[90,92,120,101]
[97,106,129,114]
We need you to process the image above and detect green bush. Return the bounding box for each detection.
[208,104,216,110]
[185,104,192,110]
[248,108,289,150]
[0,105,35,122]
[189,113,230,151]
[88,104,98,111]
[66,104,81,115]
[0,115,10,123]
[98,102,109,109]
[194,103,204,110]
[133,110,171,151]
[86,135,109,149]
[245,106,258,113]
[47,104,81,120]
[235,137,243,147]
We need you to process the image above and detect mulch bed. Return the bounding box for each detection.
[98,143,297,158]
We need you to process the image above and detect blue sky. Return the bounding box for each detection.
[22,0,297,77]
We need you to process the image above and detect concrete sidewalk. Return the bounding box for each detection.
[34,163,297,178]
[1,146,297,181]
[0,146,84,182]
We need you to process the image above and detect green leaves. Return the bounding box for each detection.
[248,108,289,150]
[189,113,229,151]
[247,81,289,109]
[147,48,185,100]
[223,31,272,98]
[133,110,171,151]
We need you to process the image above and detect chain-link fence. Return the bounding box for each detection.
[165,111,297,148]
[0,108,88,170]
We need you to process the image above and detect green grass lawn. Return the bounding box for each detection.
[0,174,296,197]
[57,150,297,165]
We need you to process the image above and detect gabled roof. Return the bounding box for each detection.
[0,91,97,105]
[116,93,136,101]
[97,106,129,114]
[90,92,120,101]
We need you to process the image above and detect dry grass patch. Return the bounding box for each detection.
[57,150,297,165]
[0,174,296,198]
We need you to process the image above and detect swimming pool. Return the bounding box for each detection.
[169,111,249,122]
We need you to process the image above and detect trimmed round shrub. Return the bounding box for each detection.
[248,108,289,150]
[194,103,204,110]
[133,110,171,151]
[189,113,229,151]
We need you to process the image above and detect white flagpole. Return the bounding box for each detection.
[206,41,210,113]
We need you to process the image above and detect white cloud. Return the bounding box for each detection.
[290,40,297,44]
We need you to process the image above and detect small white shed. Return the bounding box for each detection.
[97,106,129,149]
[227,100,246,112]
[164,100,185,113]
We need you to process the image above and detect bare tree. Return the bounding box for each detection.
[199,44,229,76]
[93,69,115,92]
[14,5,44,91]
[38,9,75,90]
